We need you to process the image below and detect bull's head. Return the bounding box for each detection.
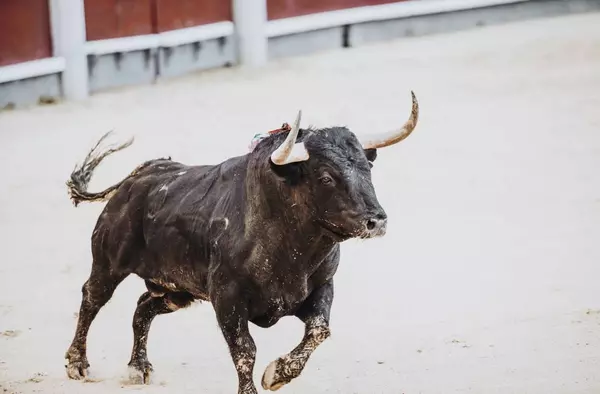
[267,91,419,241]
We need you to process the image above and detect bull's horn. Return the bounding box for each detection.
[270,110,309,165]
[359,91,419,150]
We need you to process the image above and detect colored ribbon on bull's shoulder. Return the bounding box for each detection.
[248,123,292,152]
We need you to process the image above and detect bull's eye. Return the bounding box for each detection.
[320,174,334,186]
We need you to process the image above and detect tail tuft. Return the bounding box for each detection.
[66,131,134,207]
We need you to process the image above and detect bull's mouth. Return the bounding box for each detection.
[317,219,353,241]
[318,218,387,241]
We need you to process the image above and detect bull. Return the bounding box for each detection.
[64,92,419,393]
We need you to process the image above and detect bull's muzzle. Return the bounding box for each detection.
[362,213,387,238]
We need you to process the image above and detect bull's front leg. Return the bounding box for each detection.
[213,286,258,394]
[261,279,333,391]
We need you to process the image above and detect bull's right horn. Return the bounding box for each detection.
[270,110,310,165]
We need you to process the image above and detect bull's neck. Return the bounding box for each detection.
[244,161,337,256]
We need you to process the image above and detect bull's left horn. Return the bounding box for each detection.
[359,91,419,150]
[270,110,310,165]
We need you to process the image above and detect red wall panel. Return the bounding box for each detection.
[84,0,154,41]
[267,0,405,20]
[0,0,53,66]
[84,0,232,39]
[154,0,232,33]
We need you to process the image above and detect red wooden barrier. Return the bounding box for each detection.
[84,0,154,41]
[154,0,232,33]
[84,0,232,39]
[267,0,405,20]
[0,0,53,67]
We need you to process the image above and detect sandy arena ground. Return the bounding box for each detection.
[1,11,600,394]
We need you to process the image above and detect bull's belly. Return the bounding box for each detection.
[133,253,210,299]
[143,275,301,328]
[138,271,210,301]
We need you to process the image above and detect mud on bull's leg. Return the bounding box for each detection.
[231,340,258,394]
[65,270,127,380]
[214,296,258,394]
[262,280,334,391]
[261,316,330,391]
[128,291,194,384]
[220,318,258,394]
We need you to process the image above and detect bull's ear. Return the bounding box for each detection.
[364,148,377,163]
[269,159,304,185]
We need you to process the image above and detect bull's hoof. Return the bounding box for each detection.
[65,357,90,380]
[127,361,153,385]
[261,359,288,391]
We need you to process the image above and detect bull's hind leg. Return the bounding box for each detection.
[65,263,127,380]
[128,289,195,384]
[262,279,333,391]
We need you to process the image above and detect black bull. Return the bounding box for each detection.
[64,92,419,393]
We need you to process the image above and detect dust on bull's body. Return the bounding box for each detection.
[64,92,419,394]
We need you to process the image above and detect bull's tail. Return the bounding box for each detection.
[66,131,134,207]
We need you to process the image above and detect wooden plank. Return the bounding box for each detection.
[154,0,232,33]
[84,0,154,41]
[0,0,52,67]
[267,0,405,20]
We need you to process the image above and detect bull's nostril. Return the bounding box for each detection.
[366,219,377,231]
